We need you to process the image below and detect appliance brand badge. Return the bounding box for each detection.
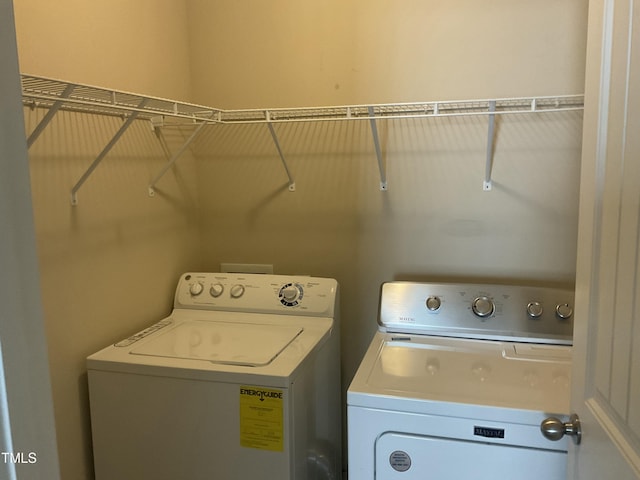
[398,316,415,323]
[474,426,505,439]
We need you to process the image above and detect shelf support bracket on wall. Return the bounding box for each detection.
[266,113,295,192]
[483,100,497,191]
[70,98,148,205]
[150,117,175,161]
[368,107,388,191]
[27,84,75,148]
[148,120,208,197]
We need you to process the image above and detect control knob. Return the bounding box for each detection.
[556,303,573,320]
[282,286,299,301]
[472,296,495,318]
[209,283,224,298]
[189,282,204,296]
[426,296,441,312]
[527,301,544,318]
[230,284,245,298]
[279,283,303,306]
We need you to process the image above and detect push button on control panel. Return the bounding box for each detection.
[555,303,573,319]
[527,301,544,318]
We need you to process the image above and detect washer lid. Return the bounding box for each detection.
[130,320,303,367]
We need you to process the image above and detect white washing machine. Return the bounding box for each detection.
[348,281,576,480]
[87,272,341,480]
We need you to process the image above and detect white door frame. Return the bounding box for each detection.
[0,0,61,478]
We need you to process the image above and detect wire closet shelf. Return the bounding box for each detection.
[21,74,584,124]
[21,73,585,201]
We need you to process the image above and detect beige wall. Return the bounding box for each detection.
[13,0,587,478]
[15,0,193,100]
[186,0,587,108]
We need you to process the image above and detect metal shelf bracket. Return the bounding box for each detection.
[483,101,497,191]
[70,98,148,205]
[368,106,388,191]
[148,120,208,196]
[21,75,585,201]
[27,84,75,148]
[266,112,296,192]
[150,117,173,160]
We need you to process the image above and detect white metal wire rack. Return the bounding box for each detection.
[21,74,221,124]
[221,96,585,124]
[21,74,585,202]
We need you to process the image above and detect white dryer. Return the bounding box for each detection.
[87,272,341,480]
[348,281,575,480]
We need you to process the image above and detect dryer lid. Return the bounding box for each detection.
[130,320,303,367]
[358,335,572,414]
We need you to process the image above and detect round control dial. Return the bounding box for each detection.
[556,303,573,319]
[472,296,495,318]
[527,301,544,318]
[426,296,441,312]
[209,283,224,298]
[279,283,303,307]
[189,282,204,296]
[230,284,245,298]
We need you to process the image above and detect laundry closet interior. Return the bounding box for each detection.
[13,0,587,478]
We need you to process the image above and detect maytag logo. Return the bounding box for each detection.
[398,316,415,323]
[474,426,505,439]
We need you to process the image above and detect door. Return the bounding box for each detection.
[376,433,567,480]
[570,0,640,477]
[0,0,61,479]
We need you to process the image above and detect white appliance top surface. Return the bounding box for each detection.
[349,281,574,425]
[87,309,334,384]
[348,331,572,419]
[87,272,339,384]
[131,320,303,366]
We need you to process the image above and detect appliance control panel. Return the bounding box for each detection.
[379,282,574,344]
[174,272,338,317]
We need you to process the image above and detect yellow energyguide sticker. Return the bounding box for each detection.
[239,386,284,451]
